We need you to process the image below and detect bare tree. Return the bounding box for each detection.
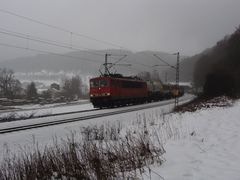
[10,79,22,98]
[137,71,151,81]
[71,75,82,98]
[62,78,72,100]
[62,75,82,100]
[0,68,22,99]
[151,69,161,81]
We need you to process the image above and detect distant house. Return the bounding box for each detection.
[50,83,60,91]
[168,82,193,93]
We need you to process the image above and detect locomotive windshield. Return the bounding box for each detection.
[90,80,99,88]
[100,79,108,87]
[90,79,108,88]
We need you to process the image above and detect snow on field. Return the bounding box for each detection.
[0,100,93,120]
[0,95,192,130]
[0,95,194,162]
[1,95,239,179]
[13,99,90,110]
[146,100,240,180]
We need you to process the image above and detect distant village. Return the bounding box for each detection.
[0,68,89,108]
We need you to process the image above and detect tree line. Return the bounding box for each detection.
[194,26,240,97]
[0,68,86,104]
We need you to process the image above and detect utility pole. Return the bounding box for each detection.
[101,54,129,76]
[165,72,168,83]
[104,53,111,76]
[153,52,180,107]
[174,52,180,107]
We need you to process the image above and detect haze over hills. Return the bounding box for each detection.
[0,50,189,83]
[163,53,204,83]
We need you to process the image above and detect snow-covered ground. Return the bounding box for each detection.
[0,95,192,160]
[0,99,93,120]
[13,99,90,111]
[146,100,240,180]
[1,95,239,179]
[0,95,192,130]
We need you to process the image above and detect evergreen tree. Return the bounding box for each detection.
[26,82,38,99]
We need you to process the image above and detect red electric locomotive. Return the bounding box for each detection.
[89,53,184,108]
[89,74,148,108]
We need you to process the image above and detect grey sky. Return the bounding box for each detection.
[0,0,240,61]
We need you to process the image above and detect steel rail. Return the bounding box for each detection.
[0,108,99,123]
[0,96,192,134]
[0,100,176,134]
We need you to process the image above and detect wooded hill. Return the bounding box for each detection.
[194,26,240,96]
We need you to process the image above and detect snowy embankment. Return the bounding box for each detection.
[147,99,240,180]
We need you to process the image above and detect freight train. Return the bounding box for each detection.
[89,74,183,108]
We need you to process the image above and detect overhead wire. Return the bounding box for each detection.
[0,28,152,69]
[0,27,106,57]
[0,42,100,63]
[0,8,127,49]
[0,30,155,73]
[109,53,153,70]
[153,54,176,69]
[0,8,156,71]
[0,27,130,58]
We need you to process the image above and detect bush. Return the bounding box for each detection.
[0,128,165,179]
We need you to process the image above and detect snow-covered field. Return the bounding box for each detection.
[147,100,240,180]
[0,95,192,159]
[0,99,93,120]
[1,95,239,179]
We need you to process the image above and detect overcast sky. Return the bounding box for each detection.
[0,0,240,61]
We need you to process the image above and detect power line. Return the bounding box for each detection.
[0,28,152,69]
[0,29,154,72]
[153,54,176,69]
[111,55,153,69]
[0,27,130,57]
[0,27,106,57]
[110,55,128,68]
[0,8,127,49]
[0,40,155,75]
[0,9,155,69]
[0,28,154,71]
[130,53,153,69]
[0,42,100,63]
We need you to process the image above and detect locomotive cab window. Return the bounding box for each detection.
[100,79,108,87]
[90,80,99,88]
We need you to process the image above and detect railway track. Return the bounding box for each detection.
[0,108,99,123]
[0,96,192,134]
[0,100,90,114]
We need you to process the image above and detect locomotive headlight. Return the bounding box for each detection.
[101,93,110,96]
[90,94,94,97]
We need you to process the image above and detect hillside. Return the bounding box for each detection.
[0,50,186,81]
[163,54,200,83]
[194,26,240,96]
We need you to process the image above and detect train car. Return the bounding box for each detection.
[89,75,148,108]
[163,84,185,98]
[146,80,165,101]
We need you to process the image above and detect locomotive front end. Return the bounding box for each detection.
[89,77,112,108]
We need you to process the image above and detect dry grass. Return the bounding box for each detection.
[174,96,234,113]
[0,127,165,179]
[0,109,185,179]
